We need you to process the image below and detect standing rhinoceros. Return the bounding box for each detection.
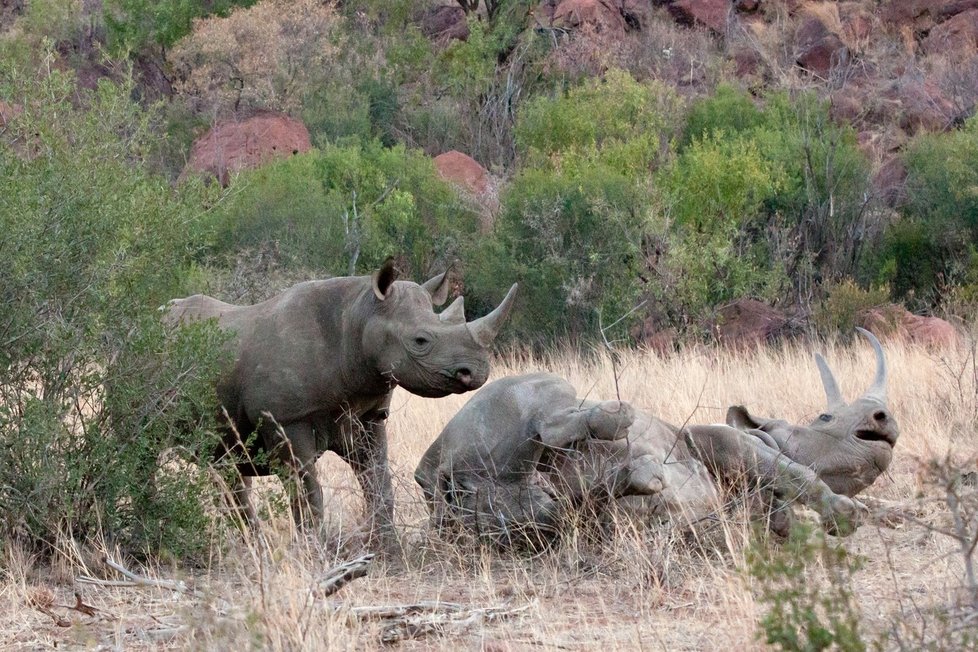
[165,259,517,544]
[416,329,897,548]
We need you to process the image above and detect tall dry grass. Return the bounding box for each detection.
[2,337,976,649]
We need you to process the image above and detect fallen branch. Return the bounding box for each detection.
[333,600,531,645]
[314,553,373,598]
[77,556,202,598]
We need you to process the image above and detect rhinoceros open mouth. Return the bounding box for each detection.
[855,429,896,447]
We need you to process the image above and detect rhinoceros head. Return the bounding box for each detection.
[363,259,518,398]
[727,328,899,496]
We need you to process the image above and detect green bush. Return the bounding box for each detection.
[885,116,978,307]
[0,60,230,558]
[813,279,890,337]
[515,69,682,176]
[747,523,868,652]
[680,83,764,150]
[103,0,257,54]
[205,139,478,281]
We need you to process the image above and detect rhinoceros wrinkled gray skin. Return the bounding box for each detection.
[164,259,518,545]
[416,329,898,548]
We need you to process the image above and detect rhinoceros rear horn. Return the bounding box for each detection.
[372,257,399,301]
[421,266,452,306]
[439,296,465,324]
[467,283,518,347]
[815,352,845,411]
[856,327,888,403]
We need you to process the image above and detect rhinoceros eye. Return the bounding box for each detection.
[819,413,834,422]
[409,332,433,352]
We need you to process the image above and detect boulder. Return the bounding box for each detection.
[667,0,731,34]
[181,112,312,186]
[433,150,498,228]
[922,9,978,56]
[882,0,978,33]
[714,298,789,349]
[859,304,960,348]
[885,78,956,133]
[421,4,469,42]
[795,15,848,77]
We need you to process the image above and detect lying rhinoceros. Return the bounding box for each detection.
[415,329,897,548]
[165,259,517,545]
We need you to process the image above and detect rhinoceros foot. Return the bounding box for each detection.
[586,400,635,440]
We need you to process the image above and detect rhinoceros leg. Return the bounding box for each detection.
[230,475,259,527]
[262,419,324,530]
[684,424,866,536]
[334,414,397,548]
[537,400,634,446]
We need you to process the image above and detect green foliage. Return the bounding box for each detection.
[886,116,978,306]
[469,164,648,347]
[0,59,230,558]
[747,523,868,652]
[680,83,763,150]
[103,0,257,53]
[206,140,477,280]
[813,279,890,337]
[516,69,682,176]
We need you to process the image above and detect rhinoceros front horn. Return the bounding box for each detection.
[467,283,518,347]
[856,326,888,402]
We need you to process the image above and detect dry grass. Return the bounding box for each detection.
[3,338,977,650]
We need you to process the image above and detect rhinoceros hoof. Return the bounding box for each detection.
[587,400,635,440]
[821,495,868,537]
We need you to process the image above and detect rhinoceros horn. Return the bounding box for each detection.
[857,327,888,402]
[439,296,465,324]
[815,327,888,410]
[467,284,519,347]
[815,352,844,411]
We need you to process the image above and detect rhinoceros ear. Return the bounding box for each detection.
[372,257,399,301]
[421,266,452,306]
[726,405,766,430]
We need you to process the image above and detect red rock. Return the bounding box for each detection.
[885,78,956,133]
[182,112,312,186]
[433,150,490,195]
[795,16,848,77]
[922,9,978,56]
[860,304,959,347]
[433,150,498,228]
[552,0,627,34]
[873,156,909,207]
[667,0,731,33]
[421,4,469,42]
[882,0,978,32]
[714,299,789,349]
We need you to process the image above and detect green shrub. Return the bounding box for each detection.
[0,59,230,558]
[468,165,648,347]
[205,140,478,281]
[747,523,868,652]
[680,83,763,150]
[103,0,257,54]
[886,115,978,307]
[515,69,682,176]
[813,279,890,337]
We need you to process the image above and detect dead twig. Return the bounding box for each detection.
[313,553,373,598]
[76,556,203,598]
[333,601,531,645]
